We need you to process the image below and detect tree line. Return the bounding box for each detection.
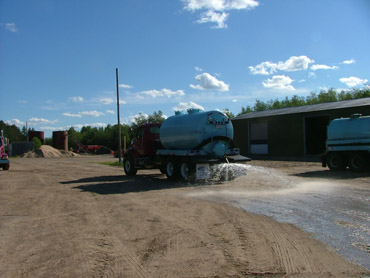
[1,87,369,151]
[238,87,370,115]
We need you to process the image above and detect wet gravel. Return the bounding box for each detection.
[191,163,370,270]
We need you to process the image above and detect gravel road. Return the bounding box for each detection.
[0,155,369,278]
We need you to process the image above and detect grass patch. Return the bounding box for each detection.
[100,161,123,167]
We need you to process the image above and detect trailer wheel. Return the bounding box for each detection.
[123,156,137,176]
[179,161,195,181]
[348,153,368,172]
[165,159,178,180]
[327,152,346,171]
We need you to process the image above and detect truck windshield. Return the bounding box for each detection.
[150,127,160,134]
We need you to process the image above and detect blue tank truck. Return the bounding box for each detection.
[321,114,370,172]
[123,109,250,181]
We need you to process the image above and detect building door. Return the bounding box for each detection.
[304,115,329,155]
[249,121,268,154]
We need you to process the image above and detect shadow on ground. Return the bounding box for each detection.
[292,169,370,179]
[61,174,202,194]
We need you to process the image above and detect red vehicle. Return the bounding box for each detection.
[123,123,163,176]
[0,130,10,170]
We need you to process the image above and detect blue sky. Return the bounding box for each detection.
[1,0,369,137]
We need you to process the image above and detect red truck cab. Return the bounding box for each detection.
[0,131,10,170]
[123,123,162,175]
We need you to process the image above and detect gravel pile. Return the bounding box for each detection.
[22,145,79,158]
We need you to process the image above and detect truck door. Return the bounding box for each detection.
[133,126,145,155]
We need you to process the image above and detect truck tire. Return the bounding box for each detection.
[123,156,137,176]
[2,163,9,170]
[165,159,178,180]
[327,152,346,171]
[179,161,195,181]
[348,153,368,172]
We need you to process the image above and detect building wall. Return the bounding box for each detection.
[232,105,370,157]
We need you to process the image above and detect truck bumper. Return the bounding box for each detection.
[0,159,9,165]
[225,154,251,163]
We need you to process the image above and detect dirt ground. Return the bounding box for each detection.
[0,155,369,278]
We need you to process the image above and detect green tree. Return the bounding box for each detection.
[254,99,269,111]
[131,110,166,130]
[0,121,25,142]
[32,137,42,150]
[223,109,235,119]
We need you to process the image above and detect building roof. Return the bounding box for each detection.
[232,97,370,120]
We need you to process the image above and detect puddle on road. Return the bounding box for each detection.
[187,165,370,270]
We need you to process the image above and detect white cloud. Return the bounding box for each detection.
[28,118,59,125]
[262,75,295,91]
[40,126,66,131]
[106,110,115,114]
[172,101,205,111]
[195,66,203,72]
[6,118,25,127]
[308,72,316,79]
[63,112,82,118]
[1,22,18,32]
[63,110,104,118]
[190,72,229,91]
[68,96,84,103]
[339,76,368,87]
[139,88,185,98]
[249,56,314,75]
[119,83,133,89]
[311,64,339,71]
[99,97,114,104]
[123,113,150,125]
[18,100,28,104]
[342,59,356,65]
[248,61,277,75]
[73,123,107,129]
[197,10,228,29]
[80,110,105,117]
[232,99,237,102]
[184,0,259,11]
[119,99,127,104]
[183,0,258,28]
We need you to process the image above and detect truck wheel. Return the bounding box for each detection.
[179,161,195,181]
[2,163,9,170]
[348,153,368,172]
[327,152,346,171]
[165,160,178,180]
[123,156,137,176]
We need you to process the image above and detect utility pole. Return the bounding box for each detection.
[116,68,122,163]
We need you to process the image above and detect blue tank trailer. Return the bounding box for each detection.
[321,114,370,171]
[123,109,250,181]
[0,130,10,170]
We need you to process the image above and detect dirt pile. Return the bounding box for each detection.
[22,145,79,158]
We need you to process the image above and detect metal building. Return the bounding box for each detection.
[232,98,370,157]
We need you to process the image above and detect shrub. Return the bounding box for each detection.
[32,137,42,150]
